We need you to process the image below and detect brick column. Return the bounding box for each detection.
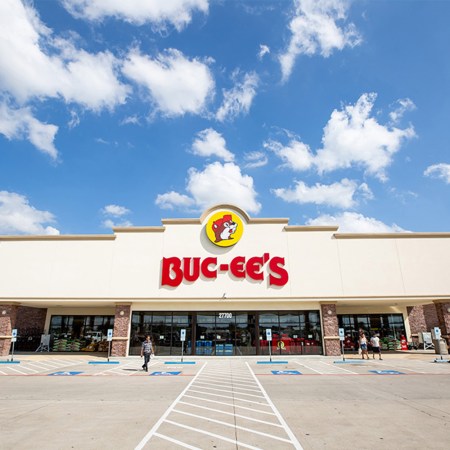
[433,300,450,348]
[407,305,439,346]
[111,304,131,357]
[320,303,340,356]
[0,304,19,356]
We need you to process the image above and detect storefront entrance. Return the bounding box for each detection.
[338,313,406,352]
[130,310,323,356]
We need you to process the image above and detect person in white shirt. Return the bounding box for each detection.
[370,334,382,360]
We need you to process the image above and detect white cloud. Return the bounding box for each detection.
[258,44,270,60]
[102,219,133,229]
[102,204,131,217]
[424,163,450,184]
[156,162,261,214]
[389,98,416,124]
[0,102,58,159]
[272,178,369,209]
[216,71,259,122]
[120,115,140,126]
[306,211,406,233]
[264,138,314,171]
[316,93,416,180]
[123,48,215,117]
[192,128,234,161]
[0,191,59,235]
[279,0,362,81]
[267,94,415,181]
[0,0,129,110]
[244,151,268,169]
[62,0,209,31]
[155,191,196,210]
[68,110,80,129]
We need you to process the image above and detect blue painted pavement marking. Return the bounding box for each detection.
[88,361,120,364]
[369,370,404,375]
[0,361,21,364]
[165,361,196,365]
[334,360,366,364]
[48,371,83,376]
[257,361,288,364]
[271,370,302,375]
[151,371,181,376]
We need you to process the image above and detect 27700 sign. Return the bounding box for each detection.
[219,313,232,319]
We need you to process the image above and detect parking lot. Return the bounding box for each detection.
[1,353,449,449]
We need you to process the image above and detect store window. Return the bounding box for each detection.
[338,313,406,351]
[48,315,114,352]
[130,312,193,356]
[259,311,322,356]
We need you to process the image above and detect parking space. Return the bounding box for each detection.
[1,354,449,449]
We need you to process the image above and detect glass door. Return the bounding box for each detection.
[235,313,256,355]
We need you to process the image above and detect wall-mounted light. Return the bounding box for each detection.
[327,310,333,315]
[119,310,125,316]
[1,310,6,315]
[447,307,450,313]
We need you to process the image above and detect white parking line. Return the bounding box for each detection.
[153,432,201,449]
[172,409,293,443]
[193,380,262,392]
[318,361,358,374]
[191,383,266,398]
[134,362,207,450]
[3,366,30,375]
[188,388,271,406]
[177,400,283,427]
[247,362,304,450]
[164,419,263,450]
[183,394,277,415]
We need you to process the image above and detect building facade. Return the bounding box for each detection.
[1,204,449,357]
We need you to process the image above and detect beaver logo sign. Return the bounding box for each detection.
[206,211,243,247]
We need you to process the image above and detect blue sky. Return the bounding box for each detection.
[1,0,449,235]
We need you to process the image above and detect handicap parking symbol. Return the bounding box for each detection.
[48,371,83,376]
[150,371,181,376]
[369,370,404,375]
[271,370,301,375]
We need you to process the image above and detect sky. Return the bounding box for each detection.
[0,0,450,235]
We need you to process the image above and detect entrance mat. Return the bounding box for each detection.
[257,361,288,364]
[165,361,196,365]
[88,361,120,364]
[0,361,20,364]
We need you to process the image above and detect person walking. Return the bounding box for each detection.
[359,331,370,360]
[370,333,382,360]
[140,335,153,372]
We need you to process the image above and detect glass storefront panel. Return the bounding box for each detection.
[130,310,323,356]
[338,313,406,352]
[48,315,114,352]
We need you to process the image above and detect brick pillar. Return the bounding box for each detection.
[407,305,439,347]
[433,301,450,348]
[0,304,19,356]
[320,303,340,356]
[111,304,131,357]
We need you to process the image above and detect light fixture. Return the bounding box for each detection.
[447,307,450,313]
[327,310,333,315]
[119,310,125,316]
[1,310,6,315]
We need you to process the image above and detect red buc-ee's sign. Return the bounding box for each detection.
[161,253,289,287]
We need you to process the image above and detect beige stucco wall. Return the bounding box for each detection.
[0,206,449,305]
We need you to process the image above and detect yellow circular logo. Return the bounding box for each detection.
[206,211,243,247]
